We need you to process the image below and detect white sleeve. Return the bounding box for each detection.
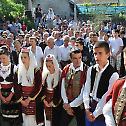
[103,99,116,126]
[39,46,44,58]
[93,72,119,118]
[61,78,68,103]
[43,47,47,59]
[13,65,18,73]
[83,67,92,109]
[57,47,61,62]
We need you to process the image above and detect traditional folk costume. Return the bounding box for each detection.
[61,61,87,126]
[18,49,44,126]
[103,77,126,126]
[42,54,62,126]
[0,63,22,126]
[83,62,119,126]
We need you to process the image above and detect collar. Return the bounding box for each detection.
[1,63,11,68]
[69,61,83,72]
[48,46,55,50]
[93,61,109,72]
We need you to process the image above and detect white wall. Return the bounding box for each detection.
[33,0,72,18]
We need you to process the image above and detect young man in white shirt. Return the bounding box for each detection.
[83,42,119,126]
[109,29,124,74]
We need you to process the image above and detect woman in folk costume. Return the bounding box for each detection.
[103,47,126,126]
[18,48,44,126]
[0,46,22,126]
[42,54,63,126]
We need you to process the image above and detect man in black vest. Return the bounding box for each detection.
[83,41,119,126]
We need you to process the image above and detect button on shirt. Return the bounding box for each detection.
[83,62,119,118]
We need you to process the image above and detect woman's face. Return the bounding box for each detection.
[46,61,55,74]
[0,54,9,65]
[21,53,30,65]
[14,41,21,51]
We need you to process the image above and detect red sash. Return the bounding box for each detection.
[22,86,36,115]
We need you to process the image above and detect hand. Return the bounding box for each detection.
[24,98,30,106]
[48,101,53,107]
[21,100,28,107]
[63,103,70,111]
[85,109,95,122]
[66,107,74,116]
[5,95,12,103]
[44,99,51,107]
[1,96,7,104]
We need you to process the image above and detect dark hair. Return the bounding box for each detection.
[93,41,110,53]
[0,46,9,56]
[13,39,21,45]
[105,33,110,38]
[114,29,120,34]
[92,33,98,37]
[120,30,125,35]
[70,48,81,58]
[76,38,84,46]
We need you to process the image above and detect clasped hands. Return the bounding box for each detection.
[85,109,95,122]
[1,94,13,104]
[63,103,74,116]
[21,98,30,107]
[43,99,53,107]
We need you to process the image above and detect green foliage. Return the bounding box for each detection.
[20,16,35,31]
[13,0,28,9]
[111,14,126,26]
[0,0,25,18]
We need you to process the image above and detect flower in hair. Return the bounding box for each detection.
[21,48,30,53]
[46,55,53,61]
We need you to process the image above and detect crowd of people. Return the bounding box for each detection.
[0,8,126,126]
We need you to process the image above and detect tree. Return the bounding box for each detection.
[0,0,25,19]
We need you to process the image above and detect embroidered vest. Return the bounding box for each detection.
[91,64,115,99]
[64,64,87,101]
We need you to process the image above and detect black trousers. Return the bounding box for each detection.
[60,106,85,126]
[52,103,63,126]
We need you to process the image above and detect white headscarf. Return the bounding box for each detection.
[42,54,60,88]
[18,49,37,85]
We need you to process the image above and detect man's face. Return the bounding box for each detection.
[112,31,119,38]
[93,47,109,67]
[75,43,83,51]
[47,38,54,48]
[93,35,98,43]
[71,53,82,68]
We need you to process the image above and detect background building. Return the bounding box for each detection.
[32,0,74,19]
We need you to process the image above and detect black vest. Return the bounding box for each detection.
[91,64,115,99]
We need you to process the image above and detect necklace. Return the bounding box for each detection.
[0,65,10,74]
